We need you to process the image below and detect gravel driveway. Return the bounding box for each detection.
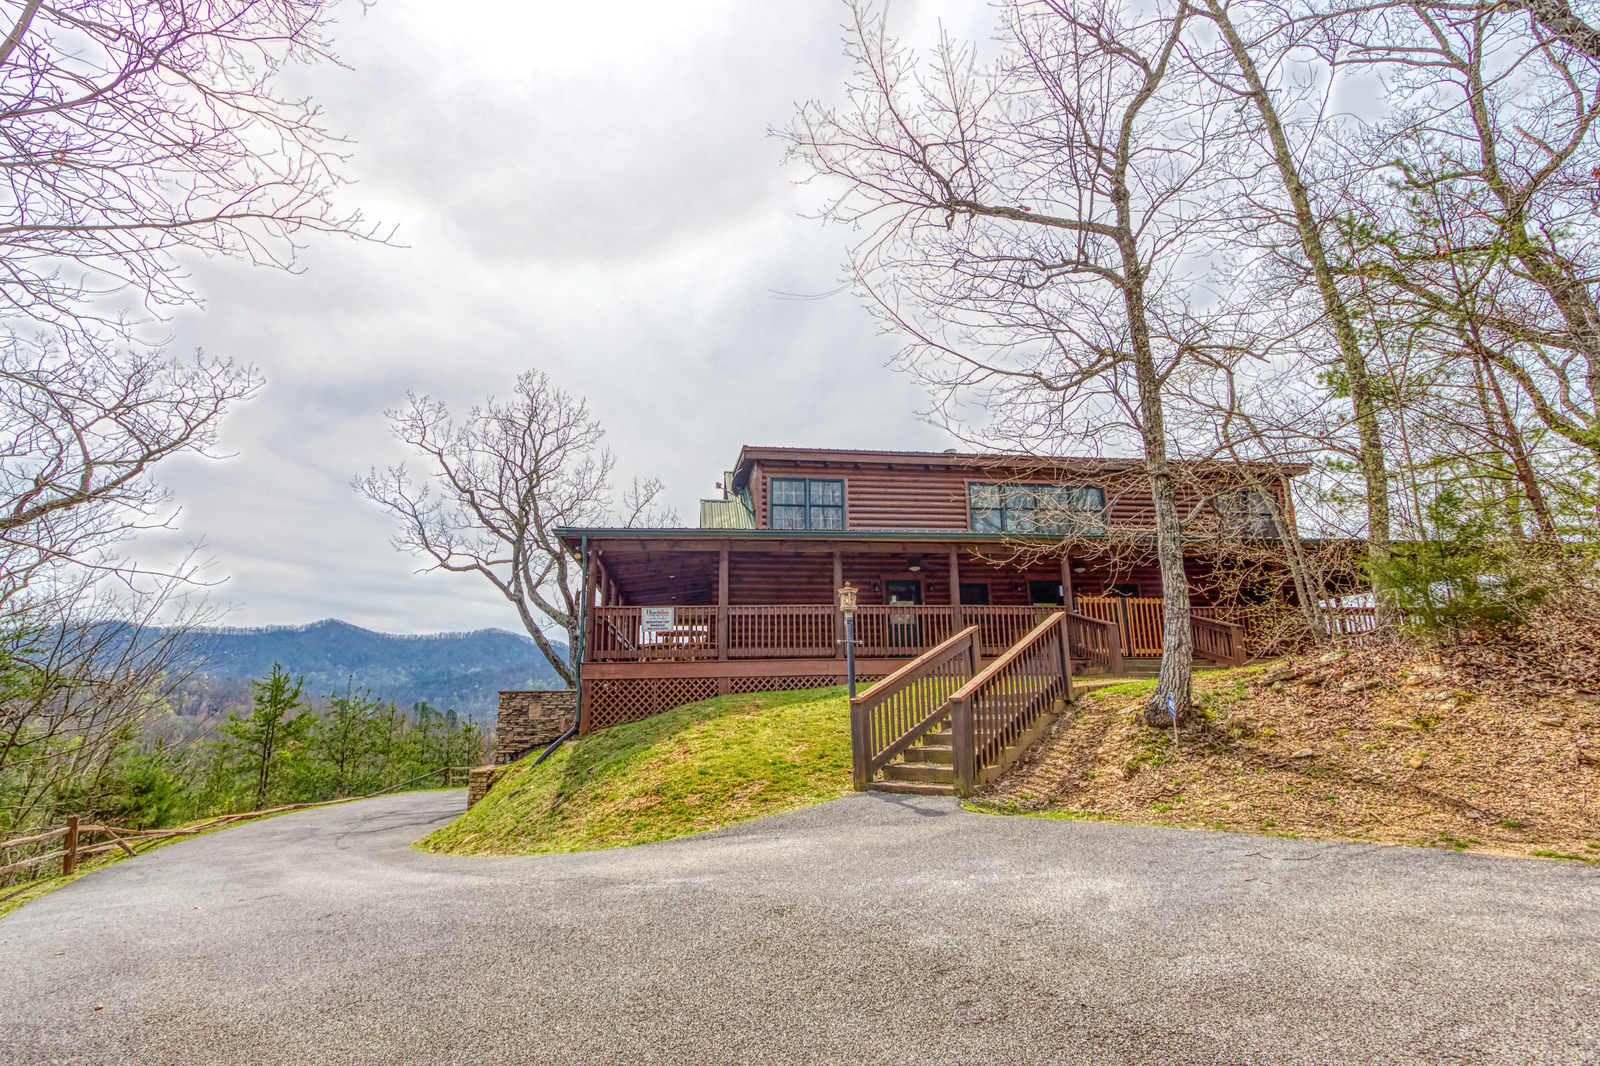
[2,790,1597,1065]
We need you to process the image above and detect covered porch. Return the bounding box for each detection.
[562,530,1243,733]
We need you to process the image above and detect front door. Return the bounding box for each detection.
[885,580,923,651]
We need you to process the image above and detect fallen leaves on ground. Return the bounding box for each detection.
[979,645,1600,862]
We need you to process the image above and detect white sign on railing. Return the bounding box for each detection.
[640,607,676,634]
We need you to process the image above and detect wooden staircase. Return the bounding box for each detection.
[851,613,1243,798]
[870,716,956,795]
[853,614,1081,798]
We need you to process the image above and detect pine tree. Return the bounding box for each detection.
[220,664,314,810]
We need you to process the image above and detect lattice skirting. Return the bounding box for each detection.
[728,675,840,695]
[584,677,720,732]
[581,672,880,734]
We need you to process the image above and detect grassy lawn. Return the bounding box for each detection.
[419,687,853,856]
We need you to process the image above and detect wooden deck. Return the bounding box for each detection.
[576,601,1245,734]
[588,604,1054,663]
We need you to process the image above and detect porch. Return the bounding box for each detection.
[565,529,1245,734]
[587,598,1233,664]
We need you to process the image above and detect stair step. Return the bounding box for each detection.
[882,761,954,783]
[906,747,952,764]
[866,781,955,796]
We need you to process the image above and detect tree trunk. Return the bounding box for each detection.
[1262,473,1330,645]
[1475,341,1559,541]
[1207,0,1399,640]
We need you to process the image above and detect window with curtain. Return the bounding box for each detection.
[967,483,1107,534]
[769,478,845,530]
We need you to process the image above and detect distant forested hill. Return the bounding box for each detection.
[175,619,567,722]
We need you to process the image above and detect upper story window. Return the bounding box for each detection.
[968,483,1107,535]
[1217,489,1280,539]
[770,477,845,530]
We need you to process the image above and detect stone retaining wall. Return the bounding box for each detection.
[467,765,507,807]
[494,689,576,764]
[466,689,579,809]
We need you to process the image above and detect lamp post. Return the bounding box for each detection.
[837,582,859,699]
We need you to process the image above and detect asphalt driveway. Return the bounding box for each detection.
[2,790,1596,1065]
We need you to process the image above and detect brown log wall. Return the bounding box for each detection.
[750,458,1238,533]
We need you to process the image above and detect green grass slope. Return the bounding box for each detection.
[419,687,852,855]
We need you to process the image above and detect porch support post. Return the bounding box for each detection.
[1061,549,1074,611]
[583,549,598,667]
[948,545,962,633]
[717,546,729,662]
[833,550,845,659]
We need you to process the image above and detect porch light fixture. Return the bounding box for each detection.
[907,558,922,572]
[1073,566,1086,573]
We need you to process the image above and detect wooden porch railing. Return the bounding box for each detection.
[849,626,980,791]
[1065,612,1122,675]
[725,605,835,658]
[586,604,1072,662]
[948,613,1073,796]
[1076,597,1246,665]
[1322,605,1378,637]
[590,606,720,661]
[853,606,957,659]
[961,607,1054,657]
[1192,615,1246,667]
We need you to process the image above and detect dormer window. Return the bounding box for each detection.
[968,483,1107,535]
[770,478,844,530]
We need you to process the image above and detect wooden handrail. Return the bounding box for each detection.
[1191,615,1245,667]
[850,625,980,790]
[1064,610,1122,676]
[851,625,980,706]
[948,613,1072,796]
[946,613,1066,706]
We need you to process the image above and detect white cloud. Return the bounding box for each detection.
[131,0,993,633]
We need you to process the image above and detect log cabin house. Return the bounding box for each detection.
[559,445,1302,735]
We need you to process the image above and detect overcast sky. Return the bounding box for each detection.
[131,0,1006,635]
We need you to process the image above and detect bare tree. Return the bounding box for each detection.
[785,0,1231,723]
[355,370,679,687]
[1502,0,1600,62]
[0,0,373,339]
[0,338,258,601]
[0,0,369,589]
[1199,0,1405,637]
[0,570,215,840]
[1327,0,1600,466]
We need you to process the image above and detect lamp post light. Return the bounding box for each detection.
[837,582,859,699]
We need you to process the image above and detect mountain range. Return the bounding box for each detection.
[179,619,567,721]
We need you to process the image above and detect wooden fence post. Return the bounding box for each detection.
[1056,614,1074,702]
[951,695,975,798]
[63,815,79,876]
[850,695,870,791]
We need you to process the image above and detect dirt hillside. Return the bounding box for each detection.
[980,646,1600,862]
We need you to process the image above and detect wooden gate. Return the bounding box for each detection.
[1077,596,1165,657]
[1076,597,1245,665]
